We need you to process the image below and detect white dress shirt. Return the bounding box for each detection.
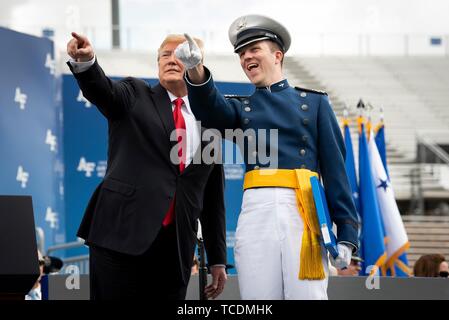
[166,91,201,168]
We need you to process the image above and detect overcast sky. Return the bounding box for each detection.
[1,0,449,54]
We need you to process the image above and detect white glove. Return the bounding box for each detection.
[330,243,352,269]
[174,33,202,69]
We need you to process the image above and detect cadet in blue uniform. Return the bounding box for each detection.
[176,14,359,299]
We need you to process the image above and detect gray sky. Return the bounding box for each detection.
[1,0,449,54]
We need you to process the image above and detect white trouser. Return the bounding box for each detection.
[234,187,328,300]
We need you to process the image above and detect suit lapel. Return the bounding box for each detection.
[150,83,177,149]
[149,86,219,175]
[149,83,178,173]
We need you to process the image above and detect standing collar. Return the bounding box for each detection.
[256,79,289,92]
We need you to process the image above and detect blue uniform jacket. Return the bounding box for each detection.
[186,67,359,251]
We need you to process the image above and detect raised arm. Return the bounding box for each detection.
[67,32,137,120]
[175,34,241,132]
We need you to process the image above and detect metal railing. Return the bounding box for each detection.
[46,240,89,274]
[409,131,449,214]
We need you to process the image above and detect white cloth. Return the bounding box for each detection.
[234,187,329,300]
[68,56,96,73]
[330,243,352,269]
[25,286,42,300]
[174,34,202,70]
[69,58,201,168]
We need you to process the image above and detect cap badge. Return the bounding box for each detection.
[237,18,247,31]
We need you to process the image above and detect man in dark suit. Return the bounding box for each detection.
[66,32,227,300]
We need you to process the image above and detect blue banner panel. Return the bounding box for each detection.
[0,27,65,251]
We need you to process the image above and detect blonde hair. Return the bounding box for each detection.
[158,34,204,60]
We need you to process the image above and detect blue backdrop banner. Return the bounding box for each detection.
[0,27,65,251]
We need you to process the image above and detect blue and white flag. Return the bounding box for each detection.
[359,121,387,275]
[375,122,390,179]
[368,128,410,276]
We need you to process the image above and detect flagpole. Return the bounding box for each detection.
[356,98,365,133]
[368,102,374,141]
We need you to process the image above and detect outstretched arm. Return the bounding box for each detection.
[66,32,136,120]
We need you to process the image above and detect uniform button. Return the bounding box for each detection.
[243,99,250,105]
[243,118,250,124]
[252,151,258,157]
[303,118,309,126]
[301,104,309,111]
[300,149,306,156]
[302,135,308,142]
[300,164,307,169]
[244,106,251,112]
[300,92,307,98]
[254,165,260,170]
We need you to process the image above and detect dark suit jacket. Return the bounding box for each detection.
[68,60,226,284]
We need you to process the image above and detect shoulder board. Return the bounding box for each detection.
[224,94,250,101]
[294,86,328,96]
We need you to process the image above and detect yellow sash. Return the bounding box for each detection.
[243,168,325,280]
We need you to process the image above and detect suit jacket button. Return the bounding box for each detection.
[302,135,308,142]
[300,92,307,98]
[303,118,309,126]
[244,106,251,112]
[300,149,306,156]
[254,165,260,170]
[301,104,309,111]
[243,118,250,124]
[243,99,250,105]
[300,164,306,169]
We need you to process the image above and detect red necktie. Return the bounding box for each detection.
[172,97,186,172]
[162,97,186,226]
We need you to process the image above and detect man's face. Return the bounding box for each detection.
[238,40,282,87]
[158,41,186,87]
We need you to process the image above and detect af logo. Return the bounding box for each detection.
[45,53,55,75]
[77,90,92,108]
[77,157,95,177]
[45,207,58,229]
[16,166,29,188]
[14,87,27,110]
[45,129,57,152]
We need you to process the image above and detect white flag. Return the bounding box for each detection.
[368,130,409,270]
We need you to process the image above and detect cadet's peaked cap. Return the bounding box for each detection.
[229,14,291,53]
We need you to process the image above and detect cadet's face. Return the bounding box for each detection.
[238,41,282,87]
[158,42,186,86]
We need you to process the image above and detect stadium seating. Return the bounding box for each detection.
[284,56,449,201]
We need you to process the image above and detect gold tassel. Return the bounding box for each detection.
[296,169,325,280]
[299,228,325,280]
